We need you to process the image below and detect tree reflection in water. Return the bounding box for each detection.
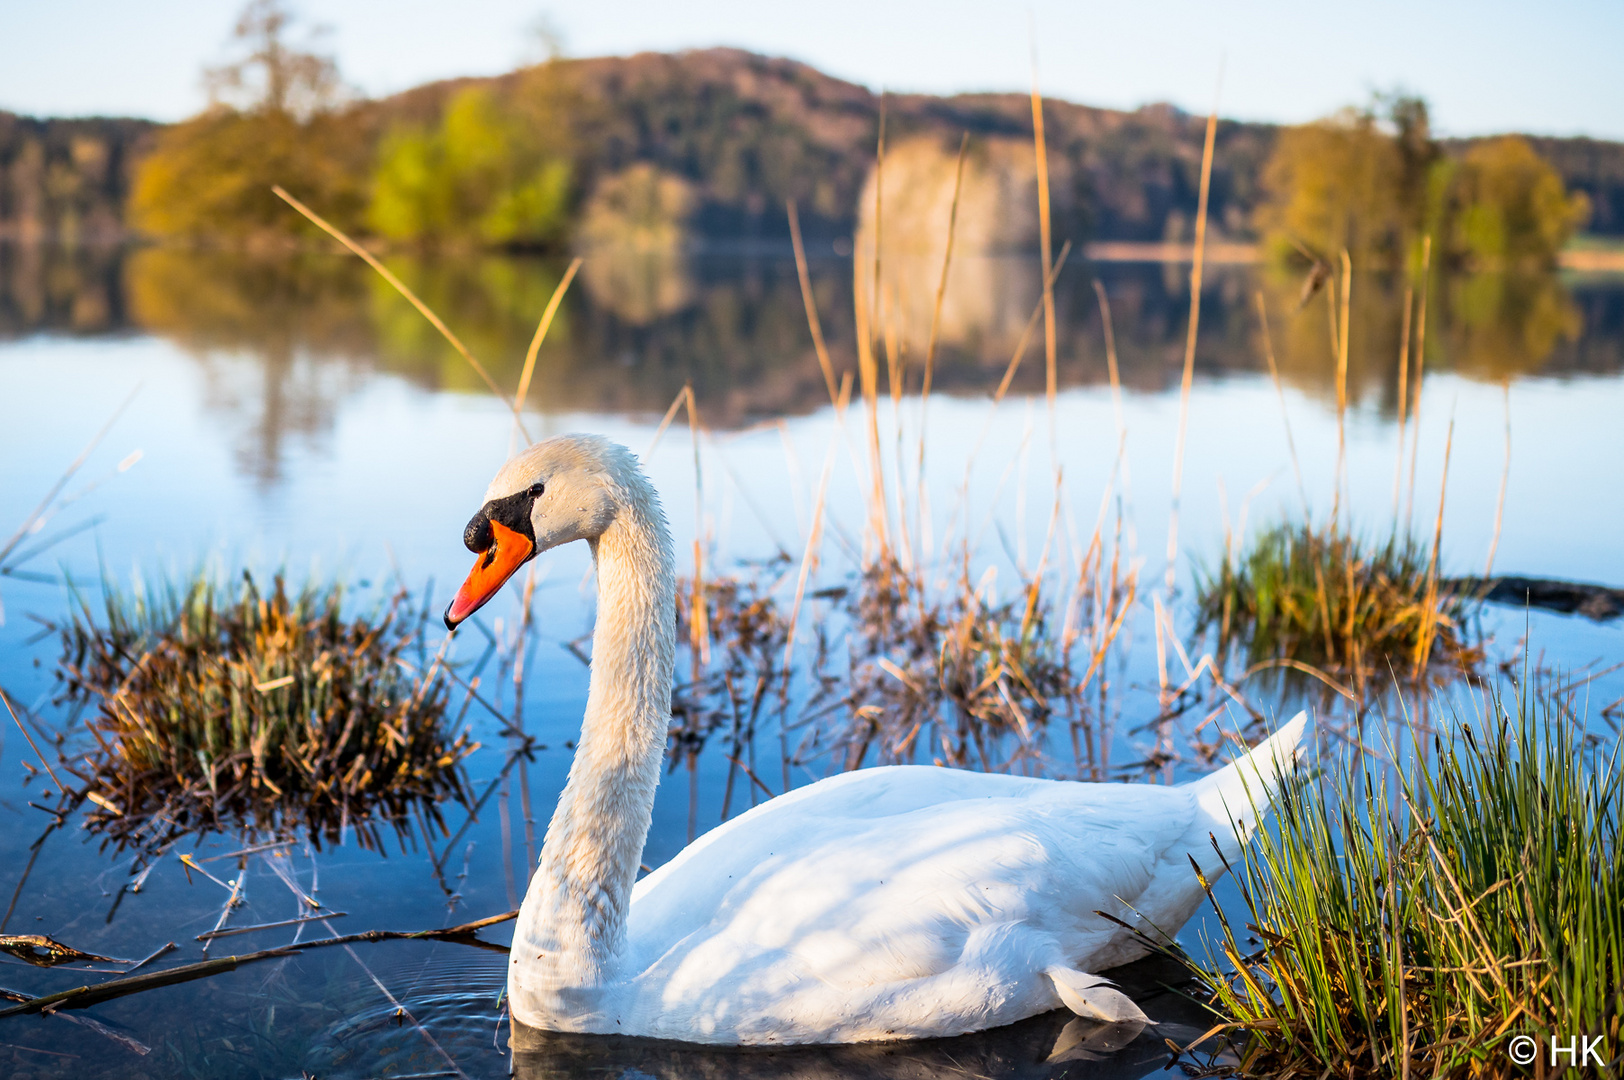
[3,243,1620,484]
[126,247,374,484]
[1445,270,1582,381]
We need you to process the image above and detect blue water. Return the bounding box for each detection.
[1,250,1620,1078]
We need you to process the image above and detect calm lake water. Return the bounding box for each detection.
[1,244,1621,1078]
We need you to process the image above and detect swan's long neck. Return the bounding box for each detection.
[513,486,675,989]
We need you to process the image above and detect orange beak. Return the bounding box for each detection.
[444,519,534,629]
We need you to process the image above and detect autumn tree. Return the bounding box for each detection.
[1255,97,1443,268]
[1257,95,1586,270]
[129,0,370,244]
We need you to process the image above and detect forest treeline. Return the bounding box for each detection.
[2,0,1620,261]
[0,112,154,243]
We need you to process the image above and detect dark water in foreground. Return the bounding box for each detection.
[0,246,1621,1078]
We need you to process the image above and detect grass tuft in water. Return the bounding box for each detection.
[675,545,1135,784]
[1195,518,1481,697]
[822,555,1082,772]
[1179,684,1623,1077]
[56,570,477,854]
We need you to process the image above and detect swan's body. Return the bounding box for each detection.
[445,434,1310,1047]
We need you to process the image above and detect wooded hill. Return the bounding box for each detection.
[3,47,1622,246]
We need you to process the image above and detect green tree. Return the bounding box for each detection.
[1452,136,1590,269]
[368,84,571,248]
[129,0,369,244]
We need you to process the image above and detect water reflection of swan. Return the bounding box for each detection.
[444,433,1310,1047]
[511,955,1218,1079]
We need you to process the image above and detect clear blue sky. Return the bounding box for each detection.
[2,0,1620,139]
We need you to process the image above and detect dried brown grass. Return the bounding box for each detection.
[56,571,477,856]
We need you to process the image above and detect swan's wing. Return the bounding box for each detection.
[627,766,1199,988]
[632,765,1037,900]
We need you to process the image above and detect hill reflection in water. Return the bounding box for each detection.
[1,242,1621,481]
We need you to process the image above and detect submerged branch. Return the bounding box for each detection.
[0,934,122,968]
[0,910,516,1019]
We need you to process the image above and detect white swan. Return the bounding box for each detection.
[444,433,1311,1047]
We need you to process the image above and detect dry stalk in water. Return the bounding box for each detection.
[1164,77,1221,597]
[1391,281,1415,516]
[1405,235,1433,529]
[786,199,841,409]
[271,185,524,439]
[1029,70,1057,418]
[1330,249,1352,526]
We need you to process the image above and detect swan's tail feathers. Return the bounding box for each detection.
[1187,711,1312,861]
[1046,966,1150,1026]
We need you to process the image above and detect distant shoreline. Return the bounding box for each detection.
[1085,239,1624,272]
[1084,241,1261,264]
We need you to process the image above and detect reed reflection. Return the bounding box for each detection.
[126,247,374,483]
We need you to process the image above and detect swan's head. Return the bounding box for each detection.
[444,433,640,630]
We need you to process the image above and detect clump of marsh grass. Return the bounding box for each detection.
[809,554,1083,773]
[1195,518,1482,700]
[1177,683,1623,1078]
[675,538,1137,790]
[56,570,477,854]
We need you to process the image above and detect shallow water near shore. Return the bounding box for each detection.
[1,246,1621,1078]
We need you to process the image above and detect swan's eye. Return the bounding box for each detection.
[528,482,545,497]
